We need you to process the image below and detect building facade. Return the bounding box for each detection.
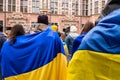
[0,0,107,32]
[88,0,107,22]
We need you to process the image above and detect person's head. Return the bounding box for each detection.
[35,14,49,32]
[80,21,94,34]
[63,27,70,35]
[60,32,66,41]
[99,0,120,20]
[37,14,49,25]
[70,26,77,33]
[0,25,3,32]
[9,24,25,44]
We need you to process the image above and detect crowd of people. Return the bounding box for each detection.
[0,14,67,80]
[0,13,94,80]
[0,0,120,80]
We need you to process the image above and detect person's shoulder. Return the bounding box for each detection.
[44,28,60,42]
[66,35,72,39]
[1,39,10,46]
[75,33,86,40]
[46,28,58,37]
[0,33,6,40]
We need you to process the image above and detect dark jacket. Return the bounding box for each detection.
[0,32,6,51]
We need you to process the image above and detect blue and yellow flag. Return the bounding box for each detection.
[1,28,67,80]
[67,8,120,80]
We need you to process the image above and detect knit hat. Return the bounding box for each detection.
[37,15,49,25]
[70,26,77,32]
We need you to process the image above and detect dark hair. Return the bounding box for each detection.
[63,27,70,35]
[9,24,25,44]
[81,21,94,34]
[37,14,49,25]
[0,25,3,32]
[6,27,12,30]
[99,0,120,19]
[57,32,61,37]
[95,19,99,26]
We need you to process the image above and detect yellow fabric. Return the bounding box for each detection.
[64,45,69,64]
[67,50,120,80]
[51,25,58,31]
[5,53,67,80]
[64,45,69,56]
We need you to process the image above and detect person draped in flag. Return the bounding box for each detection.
[8,24,25,45]
[1,14,67,80]
[72,21,94,54]
[65,26,78,61]
[67,0,120,80]
[0,25,6,80]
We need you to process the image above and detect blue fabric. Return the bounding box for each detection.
[1,28,65,78]
[78,8,120,54]
[72,33,87,54]
[0,32,5,80]
[65,35,74,54]
[61,40,66,46]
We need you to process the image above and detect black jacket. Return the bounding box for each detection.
[0,32,6,51]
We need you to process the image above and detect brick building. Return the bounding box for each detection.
[0,0,107,32]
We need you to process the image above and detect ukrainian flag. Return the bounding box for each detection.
[1,28,67,80]
[67,8,120,80]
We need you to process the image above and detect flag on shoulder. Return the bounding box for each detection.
[67,1,120,79]
[1,28,67,80]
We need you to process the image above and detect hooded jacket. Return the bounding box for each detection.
[65,26,78,54]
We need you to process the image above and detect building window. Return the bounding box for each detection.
[0,20,3,26]
[0,0,3,11]
[72,0,78,15]
[20,0,28,13]
[32,0,40,13]
[94,1,98,14]
[82,0,88,16]
[62,0,68,15]
[102,0,105,10]
[90,2,92,15]
[50,0,58,14]
[8,0,16,12]
[83,0,86,3]
[46,0,49,10]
